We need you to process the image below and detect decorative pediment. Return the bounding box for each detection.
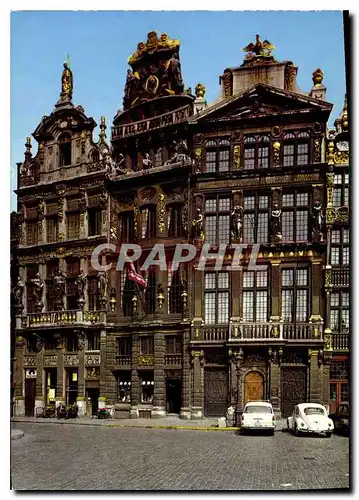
[33,105,96,141]
[189,83,332,123]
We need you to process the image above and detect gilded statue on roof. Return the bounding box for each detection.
[60,62,73,101]
[127,31,180,64]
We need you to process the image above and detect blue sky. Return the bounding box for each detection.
[10,10,346,211]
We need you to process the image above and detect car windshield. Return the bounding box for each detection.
[245,406,272,413]
[304,407,325,415]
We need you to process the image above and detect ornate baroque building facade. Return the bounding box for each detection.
[11,32,350,421]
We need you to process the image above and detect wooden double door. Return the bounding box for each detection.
[281,367,307,418]
[204,368,228,417]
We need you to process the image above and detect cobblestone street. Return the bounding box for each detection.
[11,422,350,491]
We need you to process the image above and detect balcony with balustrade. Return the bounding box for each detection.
[20,310,107,329]
[190,321,324,344]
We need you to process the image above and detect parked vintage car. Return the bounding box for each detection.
[241,401,276,435]
[287,403,334,437]
[329,403,350,435]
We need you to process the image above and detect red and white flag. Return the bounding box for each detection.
[126,261,146,288]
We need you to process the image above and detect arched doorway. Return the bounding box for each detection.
[244,371,264,404]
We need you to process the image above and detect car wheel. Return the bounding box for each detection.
[325,432,332,438]
[269,429,275,436]
[294,424,300,437]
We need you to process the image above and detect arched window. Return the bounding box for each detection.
[204,139,230,173]
[243,135,269,169]
[58,133,72,167]
[122,278,136,317]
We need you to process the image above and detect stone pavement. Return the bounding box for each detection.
[11,415,286,431]
[11,422,350,490]
[11,429,24,440]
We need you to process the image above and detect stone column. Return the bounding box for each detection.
[234,349,244,425]
[270,259,281,326]
[152,331,166,418]
[105,332,117,406]
[76,332,86,416]
[308,349,320,403]
[268,348,281,417]
[14,336,25,416]
[190,350,204,419]
[321,360,330,409]
[229,352,237,407]
[56,347,65,406]
[98,329,107,409]
[35,342,45,412]
[180,327,191,419]
[130,333,140,418]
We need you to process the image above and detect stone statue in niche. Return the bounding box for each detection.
[97,271,108,298]
[32,273,44,312]
[230,206,243,242]
[13,276,25,313]
[311,200,324,242]
[270,204,282,242]
[191,208,204,240]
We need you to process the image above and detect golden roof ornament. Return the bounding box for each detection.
[100,116,107,140]
[341,96,348,130]
[312,68,324,87]
[195,83,206,99]
[128,31,180,65]
[242,34,276,63]
[60,57,73,102]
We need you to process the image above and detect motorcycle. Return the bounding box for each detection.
[56,403,67,419]
[66,403,79,419]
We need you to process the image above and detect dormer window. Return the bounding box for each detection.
[59,133,72,167]
[243,135,269,169]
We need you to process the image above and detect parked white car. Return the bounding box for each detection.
[287,403,334,437]
[241,401,276,435]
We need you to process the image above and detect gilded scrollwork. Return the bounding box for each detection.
[313,139,321,163]
[157,191,166,235]
[137,355,154,366]
[334,150,349,165]
[326,141,335,165]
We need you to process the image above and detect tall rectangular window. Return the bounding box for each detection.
[331,228,349,267]
[26,220,38,246]
[242,268,268,322]
[46,259,59,311]
[165,335,182,354]
[140,336,154,355]
[333,173,349,208]
[26,264,38,313]
[168,269,183,314]
[204,139,230,173]
[66,212,80,240]
[116,337,132,356]
[330,291,349,333]
[204,272,229,324]
[145,269,156,314]
[120,211,135,243]
[140,206,156,239]
[204,197,230,245]
[46,216,59,243]
[242,194,269,244]
[87,331,100,350]
[167,204,183,238]
[66,258,80,310]
[243,136,270,169]
[282,191,309,242]
[88,208,102,236]
[281,268,309,322]
[88,276,100,311]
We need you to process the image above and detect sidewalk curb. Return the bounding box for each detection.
[11,418,285,432]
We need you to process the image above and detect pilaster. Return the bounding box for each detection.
[179,327,191,419]
[130,334,140,417]
[308,350,320,404]
[105,332,117,405]
[270,259,281,318]
[76,346,86,416]
[99,329,107,398]
[190,350,204,419]
[14,336,25,416]
[152,331,166,417]
[269,348,281,417]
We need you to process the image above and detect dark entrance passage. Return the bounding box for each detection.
[86,388,99,416]
[25,378,36,416]
[204,368,228,417]
[166,379,181,414]
[281,367,307,418]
